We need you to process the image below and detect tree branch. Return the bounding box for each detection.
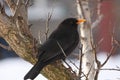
[0,1,78,80]
[76,0,97,80]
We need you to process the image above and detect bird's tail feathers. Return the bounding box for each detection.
[24,61,44,80]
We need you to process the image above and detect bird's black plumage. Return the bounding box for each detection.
[24,18,80,80]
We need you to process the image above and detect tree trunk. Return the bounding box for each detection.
[76,0,99,80]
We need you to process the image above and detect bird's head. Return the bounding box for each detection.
[60,18,86,28]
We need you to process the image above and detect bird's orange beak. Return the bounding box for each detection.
[77,19,86,24]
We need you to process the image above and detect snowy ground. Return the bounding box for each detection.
[0,54,120,80]
[0,58,47,80]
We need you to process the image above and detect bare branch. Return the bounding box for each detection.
[57,41,67,57]
[45,9,53,40]
[94,43,101,80]
[114,39,120,48]
[100,23,117,67]
[91,15,103,29]
[86,62,95,79]
[97,38,104,47]
[12,0,21,18]
[63,60,77,75]
[38,30,42,45]
[57,41,79,75]
[78,46,83,79]
[101,46,117,67]
[76,0,85,19]
[67,59,79,70]
[100,68,120,71]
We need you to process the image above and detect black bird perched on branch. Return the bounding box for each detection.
[24,18,85,80]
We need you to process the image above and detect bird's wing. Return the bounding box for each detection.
[56,31,79,56]
[38,28,79,62]
[37,39,61,61]
[38,39,73,60]
[49,28,76,50]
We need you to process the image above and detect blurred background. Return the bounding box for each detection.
[0,0,120,80]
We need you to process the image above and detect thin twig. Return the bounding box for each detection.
[63,60,76,74]
[13,0,21,19]
[38,30,42,45]
[78,46,83,79]
[114,39,120,48]
[57,41,77,75]
[77,0,85,19]
[57,41,79,71]
[86,62,94,80]
[92,42,101,80]
[57,41,67,57]
[100,23,117,66]
[45,9,53,40]
[91,15,103,29]
[101,46,117,67]
[68,59,79,70]
[100,68,120,71]
[97,38,104,47]
[0,43,12,51]
[28,24,33,29]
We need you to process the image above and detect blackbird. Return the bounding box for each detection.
[24,18,85,80]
